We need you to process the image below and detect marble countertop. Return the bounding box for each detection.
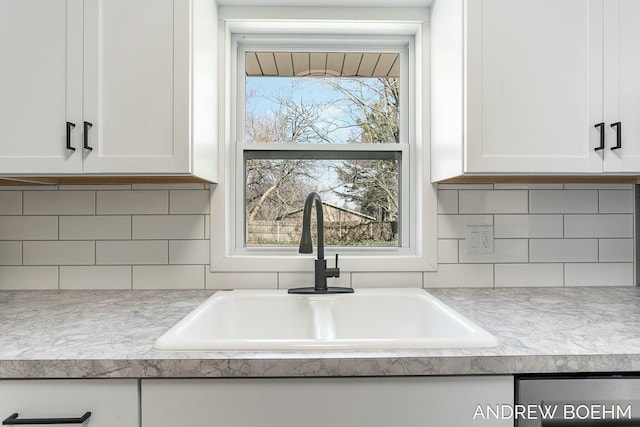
[1,287,640,378]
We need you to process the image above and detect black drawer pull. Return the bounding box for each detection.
[594,122,605,151]
[2,412,91,425]
[611,121,622,150]
[83,121,93,151]
[66,122,76,152]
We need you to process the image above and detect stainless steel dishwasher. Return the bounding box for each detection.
[516,375,640,426]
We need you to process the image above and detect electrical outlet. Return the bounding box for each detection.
[465,225,494,254]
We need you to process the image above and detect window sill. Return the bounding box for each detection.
[210,250,437,273]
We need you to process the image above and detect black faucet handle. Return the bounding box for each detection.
[325,254,340,279]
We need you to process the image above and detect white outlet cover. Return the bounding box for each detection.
[465,225,494,254]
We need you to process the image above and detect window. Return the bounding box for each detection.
[212,8,436,273]
[243,49,405,249]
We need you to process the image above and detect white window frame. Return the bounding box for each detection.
[211,6,437,273]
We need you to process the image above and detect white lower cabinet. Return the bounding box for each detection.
[142,376,513,427]
[0,379,138,426]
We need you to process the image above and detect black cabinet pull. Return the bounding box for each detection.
[594,122,605,151]
[611,121,622,150]
[83,121,93,151]
[2,412,91,425]
[66,122,76,152]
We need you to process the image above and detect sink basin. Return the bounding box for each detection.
[153,288,498,351]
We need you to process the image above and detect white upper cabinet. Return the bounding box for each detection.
[464,0,602,175]
[431,0,640,181]
[603,0,640,172]
[0,0,83,174]
[82,0,188,174]
[0,0,217,180]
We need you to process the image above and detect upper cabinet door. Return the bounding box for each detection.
[465,0,604,174]
[0,0,83,174]
[603,0,640,172]
[82,0,190,174]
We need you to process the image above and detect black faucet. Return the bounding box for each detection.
[288,192,354,294]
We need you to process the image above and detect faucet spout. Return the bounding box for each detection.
[298,192,323,257]
[288,192,354,295]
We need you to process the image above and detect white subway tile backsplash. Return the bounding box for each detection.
[133,265,205,289]
[459,190,528,214]
[206,271,278,290]
[530,190,598,213]
[459,239,528,264]
[58,184,132,190]
[0,183,635,290]
[437,239,459,264]
[493,184,563,190]
[0,185,57,191]
[599,190,634,213]
[60,266,131,289]
[96,190,168,214]
[565,263,634,286]
[564,214,633,238]
[495,264,563,287]
[132,215,204,240]
[0,216,58,240]
[0,266,58,289]
[437,184,494,190]
[96,240,167,265]
[424,264,493,288]
[437,190,458,214]
[0,242,21,265]
[169,240,210,264]
[564,184,633,190]
[530,239,598,263]
[59,216,131,240]
[494,215,563,238]
[24,191,95,215]
[23,241,95,265]
[170,190,210,214]
[131,183,206,190]
[599,239,634,262]
[437,215,493,239]
[352,272,421,288]
[0,191,22,215]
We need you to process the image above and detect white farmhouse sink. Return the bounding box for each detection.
[153,288,498,351]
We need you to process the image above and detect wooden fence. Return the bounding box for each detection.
[247,220,397,246]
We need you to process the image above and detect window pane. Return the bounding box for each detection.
[245,156,400,248]
[245,52,399,145]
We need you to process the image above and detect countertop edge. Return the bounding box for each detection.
[4,354,640,379]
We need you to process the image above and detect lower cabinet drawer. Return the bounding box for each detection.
[142,376,513,427]
[0,379,138,427]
